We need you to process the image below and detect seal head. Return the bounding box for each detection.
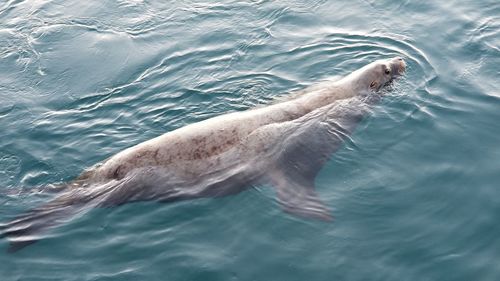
[351,57,406,93]
[369,57,406,91]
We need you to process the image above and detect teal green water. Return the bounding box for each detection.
[1,0,499,280]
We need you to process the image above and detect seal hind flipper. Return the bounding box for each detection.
[1,180,129,253]
[6,238,37,253]
[1,197,92,253]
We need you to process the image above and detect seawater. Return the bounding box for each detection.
[0,0,499,280]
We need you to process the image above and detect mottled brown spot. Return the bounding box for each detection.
[113,165,123,180]
[193,151,201,160]
[153,149,160,164]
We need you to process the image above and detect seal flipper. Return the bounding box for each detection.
[1,195,92,253]
[1,180,129,253]
[266,101,369,221]
[268,169,333,221]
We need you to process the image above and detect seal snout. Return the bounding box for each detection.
[392,57,406,76]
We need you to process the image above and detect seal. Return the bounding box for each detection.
[1,57,406,252]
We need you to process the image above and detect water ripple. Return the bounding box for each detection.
[1,0,500,280]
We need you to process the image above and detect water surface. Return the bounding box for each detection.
[1,0,499,280]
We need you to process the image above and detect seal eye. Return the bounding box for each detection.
[384,68,390,75]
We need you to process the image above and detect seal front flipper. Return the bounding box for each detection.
[268,169,333,221]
